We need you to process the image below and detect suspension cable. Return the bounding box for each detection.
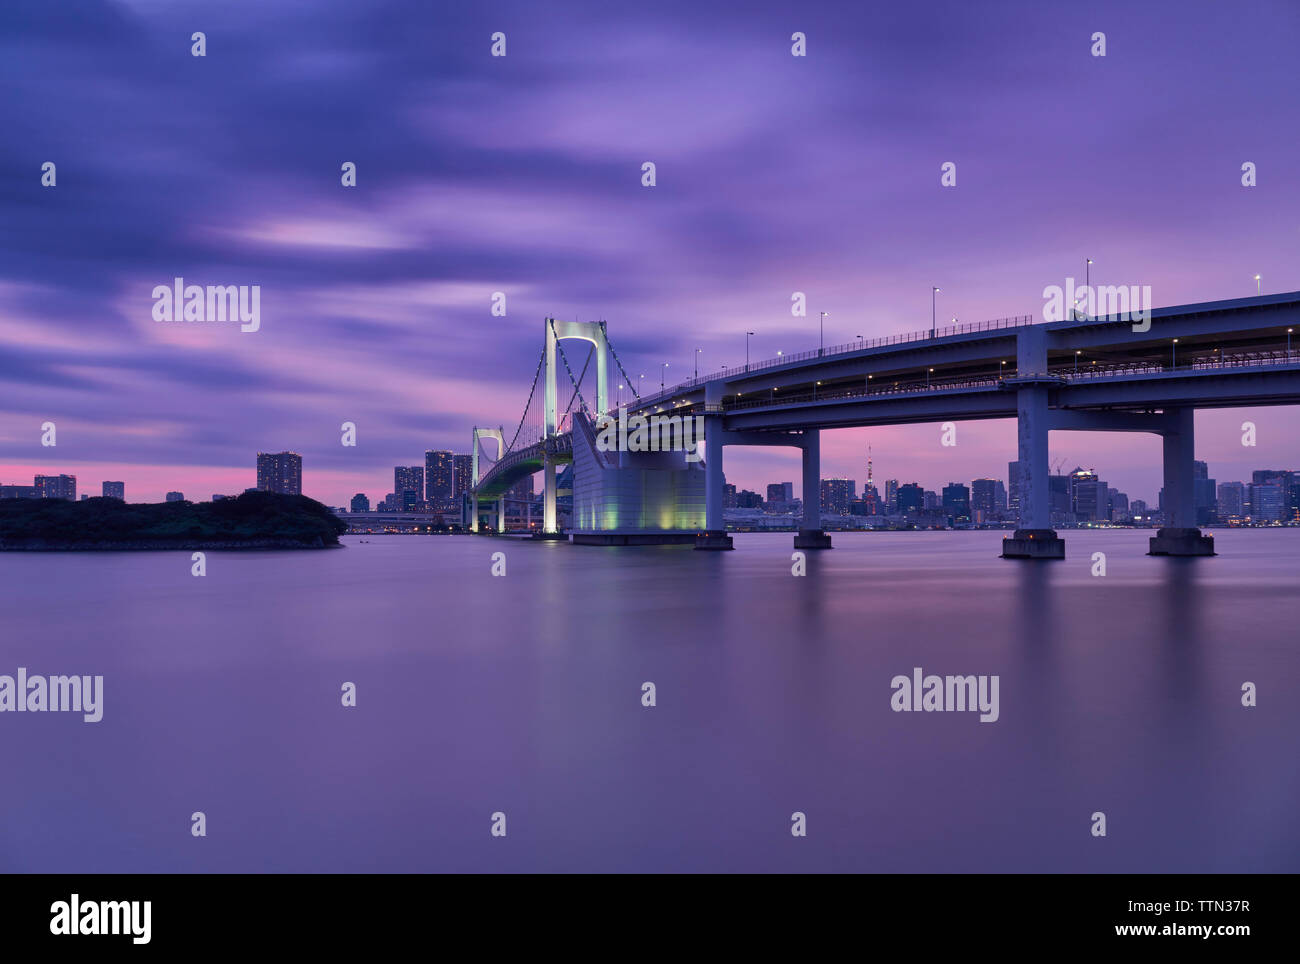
[505,342,547,453]
[602,320,641,401]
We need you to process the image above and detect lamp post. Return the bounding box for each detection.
[639,373,645,398]
[1000,359,1006,381]
[661,363,668,392]
[1288,328,1293,357]
[1172,338,1178,369]
[818,313,827,356]
[1255,274,1261,295]
[927,367,933,389]
[931,287,940,337]
[1085,258,1092,289]
[746,331,754,371]
[694,347,701,380]
[1075,350,1081,374]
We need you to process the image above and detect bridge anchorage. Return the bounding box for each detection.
[468,293,1300,557]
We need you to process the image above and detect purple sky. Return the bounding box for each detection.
[1,0,1297,506]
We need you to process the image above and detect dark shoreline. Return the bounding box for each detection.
[0,539,342,551]
[0,491,348,551]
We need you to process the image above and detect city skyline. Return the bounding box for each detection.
[1,1,1297,506]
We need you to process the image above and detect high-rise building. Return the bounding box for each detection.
[885,479,900,513]
[35,474,77,501]
[451,454,474,498]
[1007,461,1023,519]
[166,491,185,502]
[767,482,793,505]
[735,489,763,508]
[1108,488,1130,521]
[970,478,1003,523]
[723,482,737,508]
[0,484,40,499]
[897,483,924,516]
[426,450,454,504]
[257,452,302,495]
[350,493,370,513]
[394,466,423,508]
[1216,482,1246,522]
[1049,474,1071,522]
[1252,469,1293,489]
[820,478,854,515]
[942,483,971,523]
[1069,468,1105,521]
[102,481,125,501]
[1193,460,1217,524]
[1251,483,1286,522]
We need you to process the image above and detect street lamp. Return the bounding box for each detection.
[746,331,754,371]
[639,373,645,398]
[1288,328,1293,356]
[661,363,669,391]
[819,313,827,356]
[1075,349,1081,374]
[694,347,702,380]
[1172,338,1178,369]
[1000,359,1007,381]
[931,287,940,336]
[927,367,933,388]
[1085,258,1093,290]
[618,382,624,406]
[1255,274,1261,295]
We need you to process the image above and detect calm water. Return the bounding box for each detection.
[2,530,1297,873]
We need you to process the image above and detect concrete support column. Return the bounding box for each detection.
[497,499,506,533]
[1002,382,1063,559]
[795,428,832,549]
[703,413,724,530]
[1161,408,1195,529]
[471,495,479,533]
[801,430,821,531]
[695,384,732,549]
[1150,408,1215,555]
[1017,385,1050,530]
[543,455,557,533]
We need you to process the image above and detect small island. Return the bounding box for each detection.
[0,491,348,550]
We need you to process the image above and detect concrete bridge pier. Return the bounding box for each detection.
[1150,408,1215,556]
[470,495,480,533]
[1002,382,1064,560]
[695,387,733,549]
[542,454,557,534]
[795,428,832,549]
[497,499,506,533]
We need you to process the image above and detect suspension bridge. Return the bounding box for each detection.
[468,292,1300,556]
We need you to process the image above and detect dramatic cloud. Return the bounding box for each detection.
[1,0,1296,503]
